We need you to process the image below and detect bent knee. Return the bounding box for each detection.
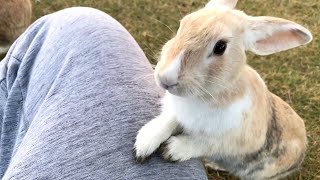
[43,7,127,38]
[52,7,116,25]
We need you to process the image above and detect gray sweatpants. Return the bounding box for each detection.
[0,7,207,180]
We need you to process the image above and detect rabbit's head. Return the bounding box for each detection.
[154,0,312,97]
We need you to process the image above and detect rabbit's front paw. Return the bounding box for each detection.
[134,125,164,163]
[159,136,193,162]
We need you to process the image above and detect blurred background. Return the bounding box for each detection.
[1,0,319,179]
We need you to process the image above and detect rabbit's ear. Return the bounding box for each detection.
[244,16,312,56]
[205,0,238,9]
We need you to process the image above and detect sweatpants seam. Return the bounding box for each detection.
[16,80,25,125]
[0,79,6,85]
[11,56,22,63]
[9,80,27,159]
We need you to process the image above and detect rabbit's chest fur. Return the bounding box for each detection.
[164,93,252,136]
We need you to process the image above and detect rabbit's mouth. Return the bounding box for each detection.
[166,84,179,95]
[155,76,189,96]
[157,79,181,96]
[166,83,200,97]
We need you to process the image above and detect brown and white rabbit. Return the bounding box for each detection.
[0,0,32,54]
[134,0,312,179]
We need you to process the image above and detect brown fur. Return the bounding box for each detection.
[0,0,32,53]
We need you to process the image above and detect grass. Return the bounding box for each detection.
[20,0,320,179]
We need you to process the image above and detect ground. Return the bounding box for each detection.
[10,0,320,179]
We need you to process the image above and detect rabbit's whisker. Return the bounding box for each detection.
[189,78,216,102]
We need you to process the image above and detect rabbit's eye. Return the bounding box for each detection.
[213,40,227,56]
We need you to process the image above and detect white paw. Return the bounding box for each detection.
[159,136,193,162]
[134,124,166,163]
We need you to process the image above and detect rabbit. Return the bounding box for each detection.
[134,0,313,179]
[0,0,32,55]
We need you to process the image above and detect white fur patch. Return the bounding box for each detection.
[134,113,177,158]
[205,0,238,9]
[161,50,184,85]
[163,92,252,136]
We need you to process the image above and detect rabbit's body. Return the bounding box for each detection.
[134,0,311,179]
[0,0,32,54]
[162,65,306,179]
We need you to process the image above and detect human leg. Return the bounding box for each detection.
[0,7,207,180]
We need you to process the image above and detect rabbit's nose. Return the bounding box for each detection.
[158,74,178,90]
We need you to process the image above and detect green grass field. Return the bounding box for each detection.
[30,0,319,179]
